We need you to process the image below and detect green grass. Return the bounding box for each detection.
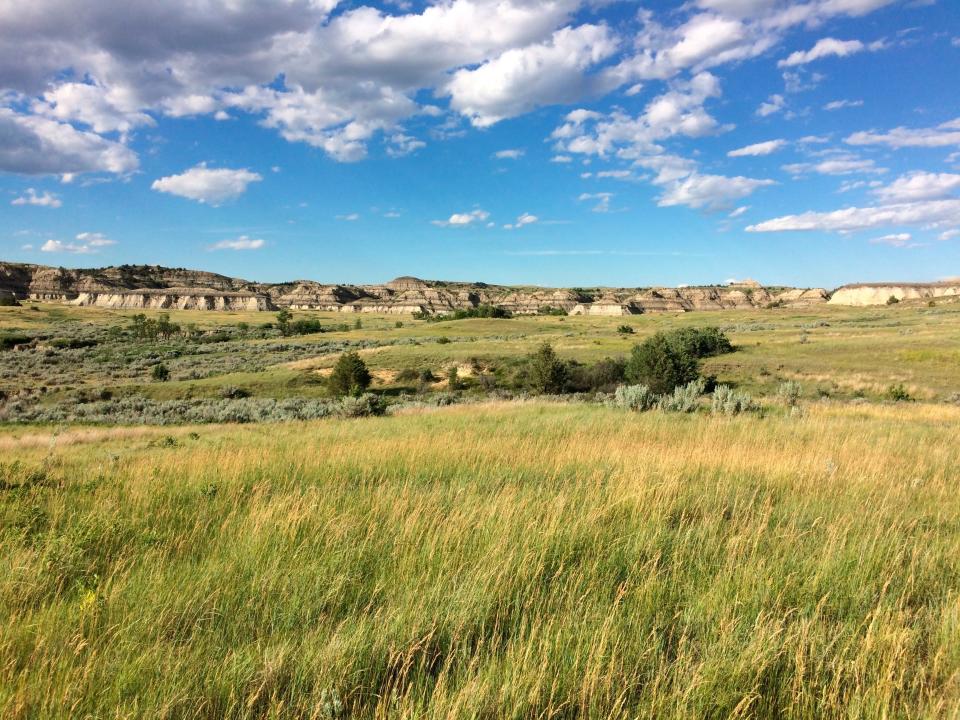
[2,401,959,718]
[5,300,960,404]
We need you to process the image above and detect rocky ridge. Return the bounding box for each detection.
[0,262,952,314]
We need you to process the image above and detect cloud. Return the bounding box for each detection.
[783,155,886,176]
[431,209,490,227]
[939,229,959,241]
[657,173,775,211]
[494,149,525,160]
[550,155,573,163]
[504,211,538,229]
[151,163,262,205]
[846,118,960,149]
[824,99,863,111]
[386,133,426,158]
[747,199,960,233]
[336,213,360,221]
[75,232,115,247]
[0,0,903,166]
[0,108,138,175]
[869,233,918,248]
[553,72,725,159]
[578,192,613,213]
[756,94,785,117]
[32,81,154,134]
[729,205,749,218]
[597,169,634,179]
[838,179,883,193]
[11,188,61,207]
[727,139,786,157]
[778,38,866,67]
[873,171,960,203]
[554,72,773,213]
[40,232,116,254]
[445,24,619,128]
[209,235,265,251]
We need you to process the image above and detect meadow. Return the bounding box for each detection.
[2,402,959,718]
[2,300,960,718]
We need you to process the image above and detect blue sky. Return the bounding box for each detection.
[1,0,959,288]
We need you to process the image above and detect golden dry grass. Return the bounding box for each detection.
[2,401,959,718]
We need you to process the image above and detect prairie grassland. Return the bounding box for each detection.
[2,401,959,718]
[4,300,960,408]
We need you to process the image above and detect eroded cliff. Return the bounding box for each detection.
[8,261,947,315]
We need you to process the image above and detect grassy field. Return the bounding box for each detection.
[3,299,960,410]
[2,301,960,717]
[2,401,959,718]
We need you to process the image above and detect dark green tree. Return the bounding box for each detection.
[447,366,460,391]
[276,309,292,336]
[528,343,568,394]
[624,332,699,395]
[329,351,372,397]
[151,363,170,382]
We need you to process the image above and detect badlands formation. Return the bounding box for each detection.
[0,262,955,314]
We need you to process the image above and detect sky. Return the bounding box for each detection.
[1,0,959,289]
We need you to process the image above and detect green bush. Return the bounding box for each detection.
[0,294,20,307]
[665,327,733,358]
[0,334,33,350]
[887,383,911,402]
[537,305,568,316]
[425,305,512,321]
[528,343,568,394]
[151,364,170,382]
[625,333,700,395]
[220,386,250,400]
[291,318,325,335]
[886,295,900,305]
[616,324,635,335]
[566,357,626,393]
[328,351,372,397]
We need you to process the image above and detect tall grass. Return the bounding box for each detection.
[2,402,959,718]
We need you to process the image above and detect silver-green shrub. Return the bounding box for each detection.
[777,381,802,406]
[711,385,758,415]
[612,384,657,411]
[658,378,706,413]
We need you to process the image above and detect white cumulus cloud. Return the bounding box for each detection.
[0,108,138,175]
[152,163,262,205]
[869,233,916,248]
[209,236,265,251]
[11,188,61,207]
[728,139,786,157]
[40,232,116,254]
[873,171,960,203]
[846,118,960,149]
[431,209,490,227]
[747,199,960,233]
[778,38,865,67]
